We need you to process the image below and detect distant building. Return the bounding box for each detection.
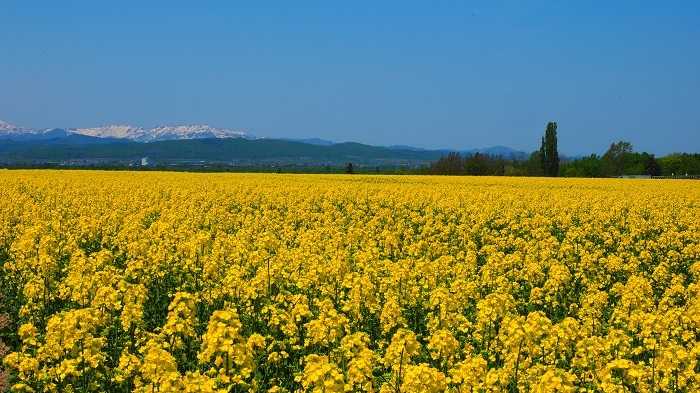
[141,157,149,166]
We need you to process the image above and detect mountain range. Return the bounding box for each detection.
[0,120,252,142]
[0,119,529,165]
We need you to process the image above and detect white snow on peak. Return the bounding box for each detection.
[74,125,148,140]
[69,124,253,142]
[144,124,252,142]
[0,120,255,142]
[0,119,38,135]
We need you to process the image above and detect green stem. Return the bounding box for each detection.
[512,338,523,393]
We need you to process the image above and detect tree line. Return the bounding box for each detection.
[427,123,700,177]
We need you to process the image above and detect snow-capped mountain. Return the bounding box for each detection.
[0,119,41,138]
[144,125,252,142]
[0,120,255,142]
[73,125,148,140]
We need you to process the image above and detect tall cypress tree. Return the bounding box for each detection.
[540,122,560,177]
[539,136,547,175]
[546,122,560,176]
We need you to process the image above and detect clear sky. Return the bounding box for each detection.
[1,1,698,156]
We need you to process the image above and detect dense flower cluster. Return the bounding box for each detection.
[0,291,10,392]
[1,170,699,392]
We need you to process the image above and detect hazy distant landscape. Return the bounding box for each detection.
[0,119,526,168]
[1,118,697,177]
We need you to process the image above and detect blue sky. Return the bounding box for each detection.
[1,1,698,156]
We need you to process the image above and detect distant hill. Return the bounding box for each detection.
[0,118,530,166]
[277,137,336,146]
[0,137,449,166]
[385,145,430,152]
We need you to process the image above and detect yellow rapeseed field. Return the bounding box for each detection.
[1,170,699,392]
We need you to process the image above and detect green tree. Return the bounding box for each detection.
[345,162,355,174]
[601,141,633,177]
[561,154,602,177]
[539,136,547,175]
[496,155,506,176]
[658,153,700,176]
[465,152,488,175]
[527,151,543,176]
[539,122,560,177]
[428,152,465,175]
[643,153,662,176]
